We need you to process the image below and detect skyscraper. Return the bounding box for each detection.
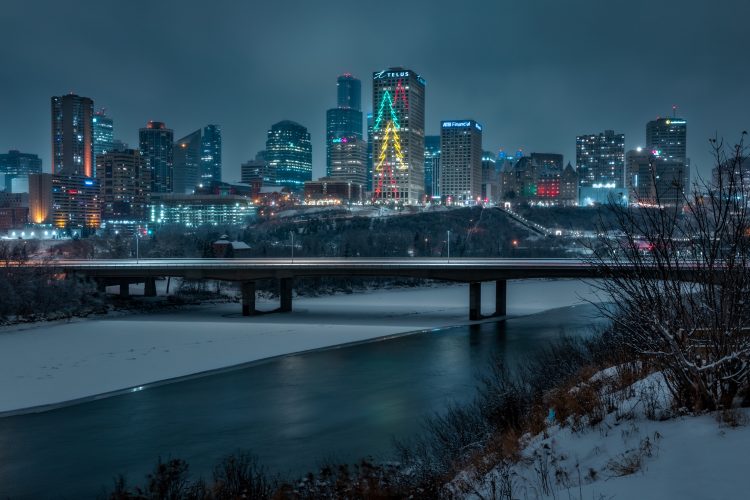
[173,129,202,194]
[93,109,114,162]
[51,93,94,177]
[139,121,174,194]
[200,124,222,183]
[372,67,426,204]
[366,112,373,192]
[439,120,483,204]
[265,120,312,191]
[337,73,361,109]
[96,148,151,222]
[0,150,42,192]
[326,74,363,176]
[481,150,500,203]
[329,136,367,186]
[576,130,626,205]
[647,116,689,196]
[424,135,440,198]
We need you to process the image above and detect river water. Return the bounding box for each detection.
[0,302,605,498]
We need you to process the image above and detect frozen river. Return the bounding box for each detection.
[0,294,606,498]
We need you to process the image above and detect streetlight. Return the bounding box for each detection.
[135,226,140,262]
[447,230,451,262]
[290,230,295,263]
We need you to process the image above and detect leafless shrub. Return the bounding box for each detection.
[589,135,750,411]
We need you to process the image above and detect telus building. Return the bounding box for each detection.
[371,68,425,204]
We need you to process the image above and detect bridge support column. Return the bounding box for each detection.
[495,279,507,317]
[241,281,256,316]
[119,280,130,298]
[469,282,482,321]
[144,278,157,297]
[280,277,293,312]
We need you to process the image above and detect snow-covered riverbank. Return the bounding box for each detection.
[0,279,601,415]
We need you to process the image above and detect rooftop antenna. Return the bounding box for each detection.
[672,104,678,118]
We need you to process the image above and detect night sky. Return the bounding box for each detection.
[1,0,748,182]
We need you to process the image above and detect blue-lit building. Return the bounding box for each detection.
[139,121,174,194]
[424,135,440,199]
[576,130,626,206]
[265,120,312,191]
[366,112,373,192]
[93,109,114,163]
[326,74,363,177]
[200,124,222,183]
[0,150,42,192]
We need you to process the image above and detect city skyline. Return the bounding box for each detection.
[1,1,749,184]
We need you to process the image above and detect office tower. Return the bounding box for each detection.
[265,120,312,191]
[329,136,367,185]
[200,124,222,183]
[481,150,500,203]
[626,148,653,202]
[366,112,373,192]
[647,115,689,195]
[173,129,202,194]
[326,74,363,176]
[93,109,114,162]
[337,73,361,109]
[0,150,42,192]
[29,173,100,229]
[372,67,426,204]
[439,120,483,204]
[576,130,626,205]
[139,121,174,193]
[424,135,440,198]
[96,149,151,221]
[51,93,94,177]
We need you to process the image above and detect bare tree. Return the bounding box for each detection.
[590,134,750,410]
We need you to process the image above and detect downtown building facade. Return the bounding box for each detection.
[576,130,626,205]
[93,109,114,164]
[439,120,482,204]
[265,120,312,191]
[173,129,202,194]
[645,116,689,205]
[51,93,94,177]
[326,74,364,180]
[500,153,577,206]
[424,135,440,199]
[149,194,255,227]
[96,149,151,223]
[371,67,425,204]
[200,124,222,184]
[139,121,174,194]
[0,150,42,193]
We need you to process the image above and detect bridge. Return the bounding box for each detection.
[46,258,606,320]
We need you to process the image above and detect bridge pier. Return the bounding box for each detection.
[119,280,130,298]
[96,279,106,293]
[241,281,256,316]
[144,278,157,297]
[495,279,507,316]
[280,277,293,312]
[469,282,482,321]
